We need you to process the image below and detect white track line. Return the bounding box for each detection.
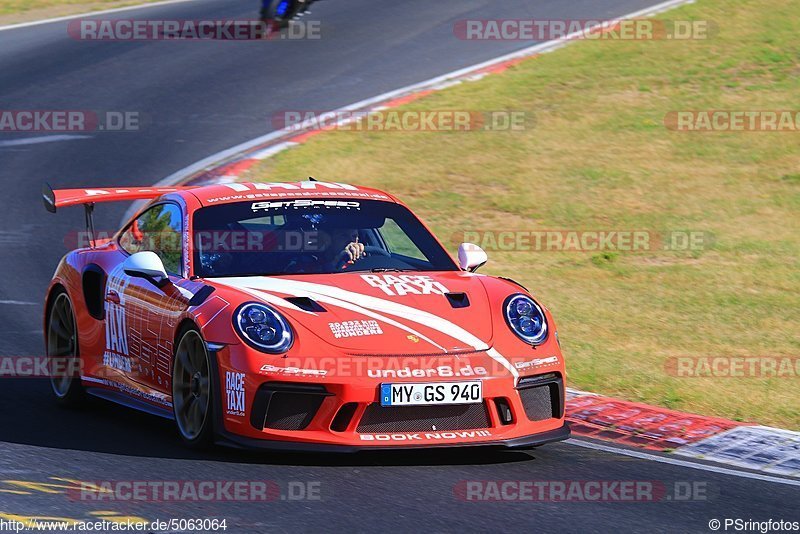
[150,0,697,190]
[0,135,92,148]
[567,439,800,487]
[0,0,200,32]
[122,0,696,225]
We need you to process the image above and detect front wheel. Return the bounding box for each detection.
[172,328,215,449]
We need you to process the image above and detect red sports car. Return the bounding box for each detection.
[43,180,569,450]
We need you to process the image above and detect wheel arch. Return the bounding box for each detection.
[43,282,68,337]
[172,317,208,376]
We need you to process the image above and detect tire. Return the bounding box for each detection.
[46,290,85,406]
[172,327,215,449]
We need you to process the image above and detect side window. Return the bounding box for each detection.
[119,203,183,276]
[379,219,426,261]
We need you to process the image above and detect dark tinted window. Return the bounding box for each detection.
[192,199,457,277]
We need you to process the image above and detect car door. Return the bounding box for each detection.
[111,202,188,397]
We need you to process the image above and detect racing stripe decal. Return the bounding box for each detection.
[211,279,447,352]
[209,277,519,378]
[292,290,447,352]
[229,285,319,315]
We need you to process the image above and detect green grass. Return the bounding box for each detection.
[247,0,800,428]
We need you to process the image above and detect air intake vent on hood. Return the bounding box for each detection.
[445,292,470,309]
[285,296,326,313]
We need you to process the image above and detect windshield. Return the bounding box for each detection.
[192,198,459,277]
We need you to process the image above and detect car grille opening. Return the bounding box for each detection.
[517,374,563,422]
[251,383,330,431]
[330,402,359,432]
[495,398,514,425]
[356,403,490,433]
[264,392,324,430]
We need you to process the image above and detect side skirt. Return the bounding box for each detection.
[85,387,175,420]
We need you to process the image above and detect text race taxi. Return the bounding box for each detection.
[42,180,568,450]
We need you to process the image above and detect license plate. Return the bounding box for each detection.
[380,381,483,407]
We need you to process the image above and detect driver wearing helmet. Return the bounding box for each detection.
[289,213,366,272]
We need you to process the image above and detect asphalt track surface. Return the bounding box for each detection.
[0,0,798,531]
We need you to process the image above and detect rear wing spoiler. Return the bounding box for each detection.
[42,183,196,249]
[42,183,195,213]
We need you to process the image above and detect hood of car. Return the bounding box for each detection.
[206,271,495,355]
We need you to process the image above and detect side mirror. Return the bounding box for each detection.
[458,243,488,272]
[123,251,169,287]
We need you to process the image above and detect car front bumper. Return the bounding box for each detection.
[209,342,569,451]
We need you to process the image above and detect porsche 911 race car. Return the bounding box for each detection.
[42,180,569,450]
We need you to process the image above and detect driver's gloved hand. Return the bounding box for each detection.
[344,239,366,264]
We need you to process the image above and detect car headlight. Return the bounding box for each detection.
[504,294,548,345]
[234,302,293,353]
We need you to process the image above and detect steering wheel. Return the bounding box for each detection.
[364,246,391,257]
[331,246,390,270]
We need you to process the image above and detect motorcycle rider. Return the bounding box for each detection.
[260,0,314,25]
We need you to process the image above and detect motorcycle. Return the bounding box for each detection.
[261,0,317,29]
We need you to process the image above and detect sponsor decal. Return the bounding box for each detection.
[361,274,450,297]
[205,190,389,204]
[102,353,132,373]
[514,355,559,370]
[82,376,171,407]
[251,199,360,212]
[83,187,178,197]
[360,430,492,441]
[367,365,487,379]
[225,182,359,193]
[103,299,130,369]
[251,357,516,379]
[183,210,191,276]
[328,320,383,339]
[259,364,328,378]
[225,372,245,416]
